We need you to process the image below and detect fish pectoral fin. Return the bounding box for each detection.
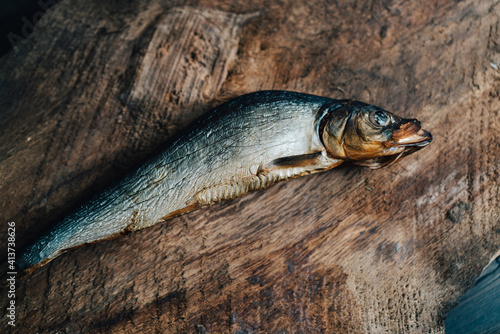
[261,151,343,174]
[266,152,324,168]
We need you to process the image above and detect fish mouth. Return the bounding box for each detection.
[387,119,433,149]
[381,120,432,167]
[354,120,432,169]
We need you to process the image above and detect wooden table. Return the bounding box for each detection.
[1,0,499,332]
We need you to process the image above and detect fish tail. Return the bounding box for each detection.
[17,193,132,275]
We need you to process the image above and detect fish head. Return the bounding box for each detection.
[321,100,432,169]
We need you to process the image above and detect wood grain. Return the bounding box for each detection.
[0,0,499,333]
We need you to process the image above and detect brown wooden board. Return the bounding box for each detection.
[0,0,499,333]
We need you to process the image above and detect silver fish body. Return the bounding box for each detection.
[18,90,432,273]
[18,91,343,272]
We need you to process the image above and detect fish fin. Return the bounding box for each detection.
[157,203,201,223]
[261,151,343,173]
[265,152,325,168]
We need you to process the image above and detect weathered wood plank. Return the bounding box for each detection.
[0,0,499,333]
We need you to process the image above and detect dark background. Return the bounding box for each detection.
[0,0,60,57]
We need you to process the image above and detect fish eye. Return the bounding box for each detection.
[370,111,390,127]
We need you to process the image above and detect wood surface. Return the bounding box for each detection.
[0,0,499,333]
